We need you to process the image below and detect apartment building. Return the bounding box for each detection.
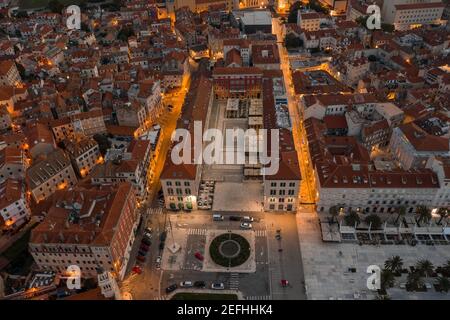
[0,179,31,231]
[361,119,390,150]
[223,39,251,66]
[0,147,26,183]
[115,101,148,128]
[127,80,164,125]
[48,118,75,143]
[297,12,322,31]
[65,138,101,178]
[389,123,449,170]
[0,106,11,131]
[28,182,139,280]
[305,117,441,214]
[382,0,445,30]
[301,93,379,120]
[339,56,371,86]
[91,140,151,202]
[251,44,280,70]
[212,67,263,99]
[71,109,107,137]
[26,149,78,203]
[25,122,56,160]
[0,60,21,86]
[161,51,190,90]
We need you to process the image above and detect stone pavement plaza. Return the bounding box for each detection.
[212,181,263,212]
[296,210,450,300]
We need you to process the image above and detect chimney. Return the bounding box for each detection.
[59,231,65,243]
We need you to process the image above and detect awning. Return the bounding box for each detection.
[178,203,183,209]
[170,203,176,210]
[186,202,193,210]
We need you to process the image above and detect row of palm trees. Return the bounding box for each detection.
[328,206,449,227]
[377,256,450,299]
[395,205,449,225]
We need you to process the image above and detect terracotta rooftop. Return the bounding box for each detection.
[30,182,134,246]
[398,122,449,152]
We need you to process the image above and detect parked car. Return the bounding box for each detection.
[194,252,204,261]
[145,227,153,234]
[213,214,224,221]
[194,281,206,288]
[136,255,146,263]
[211,282,225,290]
[141,238,151,246]
[242,216,254,222]
[140,244,149,251]
[132,266,142,274]
[240,222,252,229]
[144,231,152,239]
[155,256,162,264]
[138,250,147,257]
[229,216,241,221]
[180,281,193,288]
[165,284,177,293]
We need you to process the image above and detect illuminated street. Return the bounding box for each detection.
[273,19,317,206]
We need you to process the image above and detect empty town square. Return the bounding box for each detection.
[123,210,306,300]
[298,209,450,300]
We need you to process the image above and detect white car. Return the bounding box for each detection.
[242,216,254,222]
[180,281,193,288]
[144,231,152,239]
[240,222,252,229]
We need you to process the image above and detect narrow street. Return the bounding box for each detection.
[146,72,191,202]
[120,69,192,299]
[273,19,316,206]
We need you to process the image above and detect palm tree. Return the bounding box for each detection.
[395,206,406,225]
[344,211,360,227]
[381,269,395,290]
[437,207,449,225]
[415,205,431,224]
[435,277,450,293]
[406,271,424,291]
[384,255,403,273]
[416,259,434,277]
[365,214,382,230]
[329,205,339,223]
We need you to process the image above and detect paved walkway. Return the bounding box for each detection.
[296,209,450,300]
